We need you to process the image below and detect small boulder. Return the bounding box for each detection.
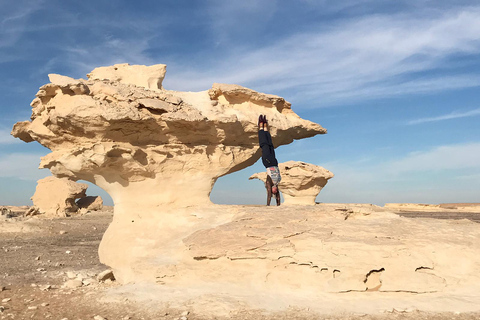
[249,161,334,205]
[76,196,103,211]
[31,176,88,217]
[97,270,115,282]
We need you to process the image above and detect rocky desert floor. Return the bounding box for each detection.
[1,205,480,320]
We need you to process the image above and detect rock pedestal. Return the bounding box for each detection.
[250,161,334,205]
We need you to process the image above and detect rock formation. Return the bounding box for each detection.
[12,64,325,208]
[76,196,103,211]
[31,176,88,216]
[11,63,326,281]
[250,161,334,205]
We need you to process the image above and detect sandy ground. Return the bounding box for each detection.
[1,207,480,320]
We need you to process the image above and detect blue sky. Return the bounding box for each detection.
[1,0,480,206]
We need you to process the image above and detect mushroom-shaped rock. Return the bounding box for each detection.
[250,161,334,205]
[31,176,88,216]
[11,64,326,282]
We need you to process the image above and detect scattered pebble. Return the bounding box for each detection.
[36,268,46,272]
[40,285,52,291]
[181,311,189,316]
[65,250,72,254]
[35,256,40,261]
[1,298,10,303]
[66,271,76,279]
[94,315,106,320]
[0,306,4,313]
[77,272,88,279]
[59,230,67,235]
[28,306,38,310]
[41,302,49,307]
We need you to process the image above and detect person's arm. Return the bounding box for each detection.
[266,176,273,206]
[275,189,281,206]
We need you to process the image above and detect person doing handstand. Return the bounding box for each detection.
[258,115,281,206]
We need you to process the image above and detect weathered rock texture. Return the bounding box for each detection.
[76,196,103,211]
[12,64,325,208]
[112,204,480,316]
[11,63,326,281]
[31,176,88,216]
[250,161,334,205]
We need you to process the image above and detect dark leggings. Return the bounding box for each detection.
[258,130,278,168]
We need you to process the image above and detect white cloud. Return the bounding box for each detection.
[318,142,480,204]
[166,6,480,106]
[0,129,22,145]
[388,142,480,173]
[407,108,480,125]
[0,1,44,48]
[0,153,50,181]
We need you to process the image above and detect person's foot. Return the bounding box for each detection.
[258,115,264,127]
[263,115,268,124]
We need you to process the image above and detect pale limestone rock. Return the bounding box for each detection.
[76,196,103,211]
[97,269,115,282]
[114,204,480,316]
[11,64,326,282]
[31,176,88,217]
[87,63,167,90]
[249,161,334,205]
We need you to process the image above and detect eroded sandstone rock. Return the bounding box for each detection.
[11,63,326,282]
[12,64,325,209]
[250,161,334,205]
[31,176,88,217]
[76,196,103,211]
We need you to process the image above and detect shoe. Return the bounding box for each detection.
[263,115,268,124]
[258,115,264,126]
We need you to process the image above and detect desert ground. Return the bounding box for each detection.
[1,205,480,320]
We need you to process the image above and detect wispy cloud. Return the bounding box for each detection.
[166,6,480,106]
[320,142,480,204]
[0,153,49,181]
[388,142,480,172]
[0,128,23,145]
[407,108,480,125]
[0,0,44,48]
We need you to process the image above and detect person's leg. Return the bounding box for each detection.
[258,130,269,148]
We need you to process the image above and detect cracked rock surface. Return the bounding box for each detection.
[179,204,480,295]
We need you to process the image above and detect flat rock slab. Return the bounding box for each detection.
[99,204,480,317]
